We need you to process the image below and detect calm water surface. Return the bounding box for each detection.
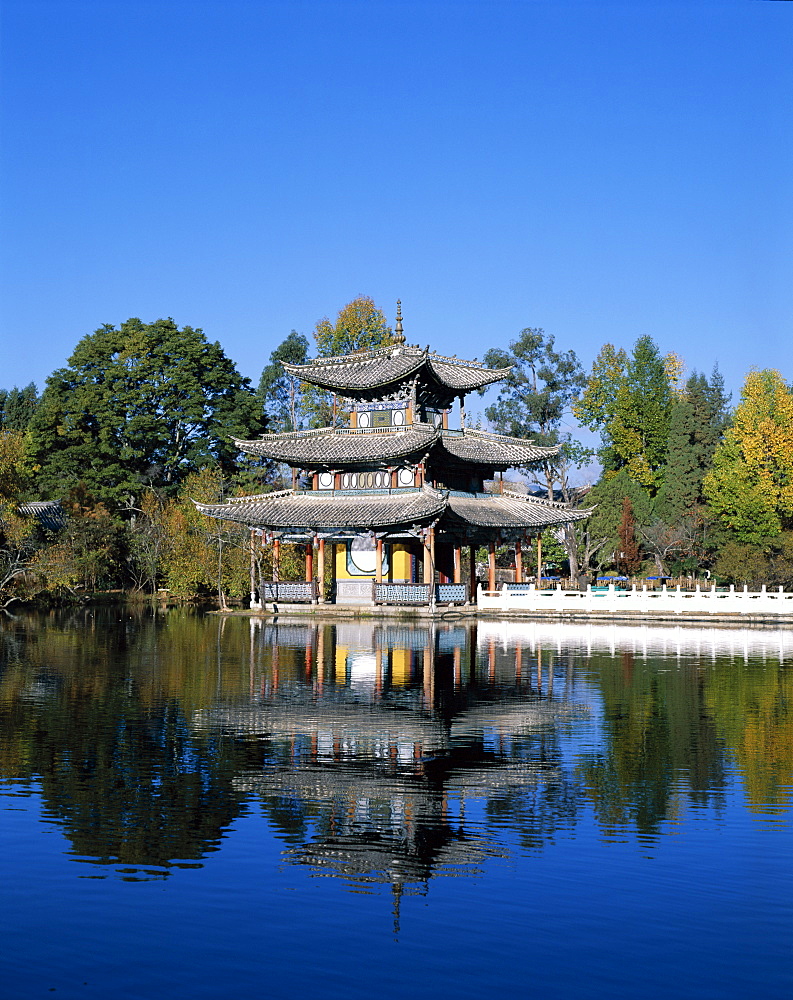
[1,609,791,1000]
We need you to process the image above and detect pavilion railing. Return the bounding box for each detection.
[372,583,431,605]
[261,581,317,604]
[435,583,468,604]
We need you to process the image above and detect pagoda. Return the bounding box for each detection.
[196,304,591,606]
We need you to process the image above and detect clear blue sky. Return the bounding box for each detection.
[2,0,791,429]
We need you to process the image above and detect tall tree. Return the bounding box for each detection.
[575,335,675,492]
[0,383,40,431]
[313,295,393,357]
[703,369,793,544]
[483,327,591,583]
[655,367,730,524]
[257,330,310,433]
[28,318,265,508]
[306,296,394,426]
[616,497,642,576]
[579,471,653,575]
[483,327,589,499]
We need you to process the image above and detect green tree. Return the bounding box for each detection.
[160,467,250,606]
[703,369,793,544]
[575,336,675,492]
[483,328,591,581]
[581,471,653,574]
[28,318,265,508]
[655,368,730,524]
[0,429,40,605]
[257,330,310,433]
[0,383,40,431]
[483,327,590,498]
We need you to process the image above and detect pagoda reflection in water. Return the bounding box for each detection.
[194,619,586,908]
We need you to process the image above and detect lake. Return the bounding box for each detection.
[1,608,791,999]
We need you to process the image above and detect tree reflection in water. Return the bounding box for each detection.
[1,608,791,892]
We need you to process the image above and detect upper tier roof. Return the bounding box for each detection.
[281,344,512,406]
[234,424,558,470]
[233,423,438,466]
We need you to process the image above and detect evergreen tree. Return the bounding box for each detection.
[0,383,40,430]
[656,367,730,523]
[616,497,642,576]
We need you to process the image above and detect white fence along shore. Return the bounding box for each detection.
[476,582,793,617]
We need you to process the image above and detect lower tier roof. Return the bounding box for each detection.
[194,485,447,532]
[195,487,591,538]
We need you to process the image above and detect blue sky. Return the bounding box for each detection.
[2,0,791,442]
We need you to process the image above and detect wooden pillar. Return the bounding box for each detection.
[250,530,256,605]
[272,538,280,583]
[429,526,435,590]
[515,539,522,584]
[488,541,496,592]
[376,537,383,583]
[453,544,461,584]
[469,544,477,601]
[305,541,313,582]
[537,534,543,586]
[423,530,433,585]
[317,539,325,603]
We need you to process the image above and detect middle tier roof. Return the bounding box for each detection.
[234,425,558,470]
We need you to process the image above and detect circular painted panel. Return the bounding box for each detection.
[318,472,333,489]
[392,409,404,425]
[349,536,377,574]
[358,411,371,427]
[398,467,415,487]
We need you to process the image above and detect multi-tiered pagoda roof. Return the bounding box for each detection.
[197,306,591,550]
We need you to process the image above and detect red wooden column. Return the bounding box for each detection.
[272,538,280,583]
[515,539,522,583]
[376,538,383,583]
[317,539,325,603]
[488,541,496,592]
[423,529,433,585]
[453,544,461,584]
[305,541,314,582]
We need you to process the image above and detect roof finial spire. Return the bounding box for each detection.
[394,299,405,345]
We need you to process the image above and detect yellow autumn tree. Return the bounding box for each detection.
[704,369,793,543]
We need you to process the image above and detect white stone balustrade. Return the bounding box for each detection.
[476,582,793,617]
